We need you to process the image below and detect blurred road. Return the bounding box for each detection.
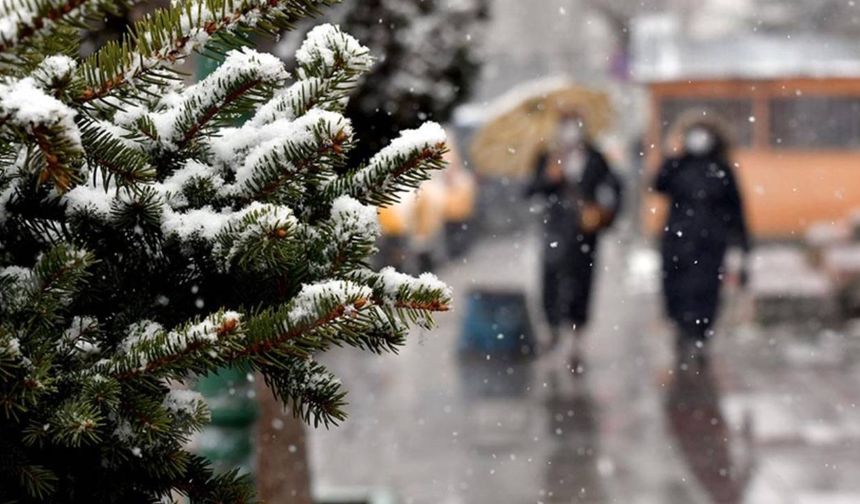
[309,227,860,504]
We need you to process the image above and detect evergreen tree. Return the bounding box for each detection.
[277,0,488,161]
[0,1,451,501]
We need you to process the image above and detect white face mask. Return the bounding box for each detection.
[558,120,585,146]
[685,127,715,156]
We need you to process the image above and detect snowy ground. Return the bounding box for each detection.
[309,227,860,504]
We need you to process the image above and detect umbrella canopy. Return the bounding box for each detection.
[469,79,613,178]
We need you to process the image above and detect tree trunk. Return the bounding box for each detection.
[256,379,313,504]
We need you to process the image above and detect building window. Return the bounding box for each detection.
[659,97,755,147]
[770,96,860,150]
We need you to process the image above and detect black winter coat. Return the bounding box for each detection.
[656,153,749,336]
[527,145,623,327]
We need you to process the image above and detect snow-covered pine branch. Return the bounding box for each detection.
[326,121,448,206]
[147,47,289,151]
[107,310,244,380]
[211,201,301,271]
[275,0,487,162]
[232,108,352,200]
[249,23,374,126]
[77,0,335,104]
[0,0,136,55]
[0,72,83,190]
[0,0,451,498]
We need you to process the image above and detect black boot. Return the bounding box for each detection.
[676,329,709,370]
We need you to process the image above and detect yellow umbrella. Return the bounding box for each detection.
[469,80,613,178]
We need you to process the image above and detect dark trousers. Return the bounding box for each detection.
[541,233,598,328]
[662,240,726,342]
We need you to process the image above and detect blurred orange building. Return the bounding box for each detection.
[634,23,860,238]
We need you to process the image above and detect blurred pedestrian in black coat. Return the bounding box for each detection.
[655,120,750,361]
[527,113,623,352]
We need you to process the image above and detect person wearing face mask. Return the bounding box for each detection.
[655,120,751,365]
[526,112,624,364]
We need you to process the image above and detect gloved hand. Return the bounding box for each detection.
[580,204,603,233]
[546,162,564,183]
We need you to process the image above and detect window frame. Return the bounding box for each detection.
[657,95,757,149]
[648,79,860,157]
[768,94,860,151]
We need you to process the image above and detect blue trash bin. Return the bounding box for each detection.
[459,288,536,359]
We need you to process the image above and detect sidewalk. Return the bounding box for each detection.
[309,228,860,504]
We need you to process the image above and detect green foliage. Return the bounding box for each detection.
[0,1,452,501]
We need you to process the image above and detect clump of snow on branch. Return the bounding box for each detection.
[377,266,453,301]
[295,23,372,75]
[0,78,81,149]
[373,121,447,159]
[163,389,208,417]
[161,207,233,241]
[342,121,446,194]
[62,176,115,218]
[32,55,77,86]
[120,320,165,355]
[159,160,224,209]
[2,337,21,357]
[62,316,100,356]
[288,280,373,323]
[330,195,379,238]
[179,310,242,344]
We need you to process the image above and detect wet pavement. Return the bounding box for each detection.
[309,227,860,504]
